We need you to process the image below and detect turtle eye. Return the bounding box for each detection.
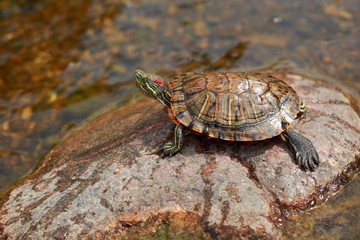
[150,78,164,86]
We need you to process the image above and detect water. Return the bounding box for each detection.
[0,0,359,238]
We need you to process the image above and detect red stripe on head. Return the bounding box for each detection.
[151,78,164,86]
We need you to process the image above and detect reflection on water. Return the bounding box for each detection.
[0,0,359,238]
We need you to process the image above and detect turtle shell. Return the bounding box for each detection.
[169,72,301,141]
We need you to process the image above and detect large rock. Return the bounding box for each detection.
[0,71,359,239]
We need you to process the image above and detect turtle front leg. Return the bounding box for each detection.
[282,127,320,171]
[160,124,186,157]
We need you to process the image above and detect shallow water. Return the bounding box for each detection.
[0,0,359,238]
[283,175,360,240]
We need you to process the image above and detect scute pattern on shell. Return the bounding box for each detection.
[169,72,300,141]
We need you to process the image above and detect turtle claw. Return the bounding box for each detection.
[296,149,319,171]
[300,142,320,172]
[150,148,163,157]
[150,146,167,158]
[158,151,166,158]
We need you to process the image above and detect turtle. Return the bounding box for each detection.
[134,70,320,171]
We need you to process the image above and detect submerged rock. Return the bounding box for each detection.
[0,71,359,239]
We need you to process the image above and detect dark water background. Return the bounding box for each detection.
[0,0,359,238]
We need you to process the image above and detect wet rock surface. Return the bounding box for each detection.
[0,71,359,239]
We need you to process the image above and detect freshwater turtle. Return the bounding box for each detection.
[134,70,319,171]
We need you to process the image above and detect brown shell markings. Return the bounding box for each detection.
[169,72,300,141]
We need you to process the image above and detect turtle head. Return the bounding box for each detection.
[134,70,171,107]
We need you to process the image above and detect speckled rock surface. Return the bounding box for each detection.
[0,71,359,239]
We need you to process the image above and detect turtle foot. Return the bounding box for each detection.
[150,142,181,158]
[158,142,180,158]
[283,127,320,171]
[156,124,185,158]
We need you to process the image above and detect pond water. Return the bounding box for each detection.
[0,0,359,238]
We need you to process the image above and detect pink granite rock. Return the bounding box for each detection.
[0,71,359,239]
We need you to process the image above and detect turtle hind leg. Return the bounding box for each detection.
[282,127,320,171]
[159,124,185,157]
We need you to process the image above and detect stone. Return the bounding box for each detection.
[0,71,359,239]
